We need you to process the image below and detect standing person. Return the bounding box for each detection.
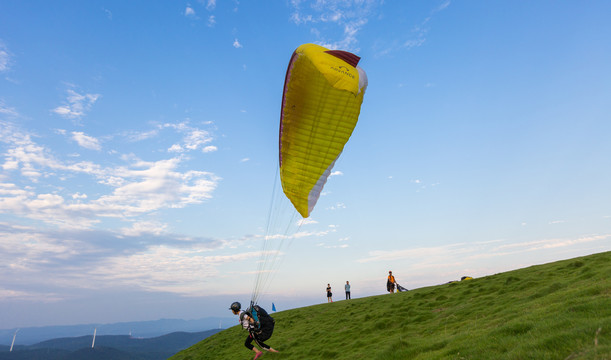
[387,271,396,293]
[230,302,279,359]
[326,283,333,303]
[345,281,351,300]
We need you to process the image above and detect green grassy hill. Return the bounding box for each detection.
[172,252,611,360]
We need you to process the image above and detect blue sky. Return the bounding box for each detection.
[1,0,610,330]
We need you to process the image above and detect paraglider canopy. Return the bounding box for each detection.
[250,42,368,307]
[279,43,368,218]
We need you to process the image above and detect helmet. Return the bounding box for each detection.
[229,301,241,312]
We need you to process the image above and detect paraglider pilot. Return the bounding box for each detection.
[230,302,279,359]
[387,271,396,293]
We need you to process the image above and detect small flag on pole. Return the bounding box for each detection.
[272,303,276,312]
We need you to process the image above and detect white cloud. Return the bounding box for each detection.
[240,158,250,162]
[208,15,216,27]
[289,0,381,51]
[0,222,228,296]
[435,0,451,12]
[0,119,230,298]
[297,218,318,226]
[90,158,220,216]
[0,43,10,72]
[0,288,62,302]
[163,122,215,154]
[292,228,334,238]
[373,2,450,58]
[185,6,196,17]
[125,129,159,142]
[325,244,348,249]
[72,192,87,200]
[103,8,113,20]
[120,220,168,237]
[0,100,18,117]
[330,170,343,177]
[206,0,216,11]
[404,38,426,50]
[184,129,211,150]
[52,89,100,121]
[0,122,221,227]
[204,250,274,264]
[168,144,183,153]
[327,202,346,210]
[202,145,217,153]
[71,131,102,151]
[358,235,610,264]
[87,244,253,295]
[233,39,242,48]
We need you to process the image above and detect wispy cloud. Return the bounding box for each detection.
[208,15,216,27]
[297,218,318,226]
[204,250,274,264]
[435,0,451,12]
[71,131,102,151]
[124,128,160,142]
[327,202,346,211]
[185,5,196,17]
[319,243,349,249]
[0,288,63,302]
[0,121,220,227]
[52,89,100,122]
[0,100,18,118]
[163,121,216,154]
[358,234,610,264]
[0,221,229,298]
[289,0,382,51]
[233,38,243,48]
[119,220,168,237]
[205,0,216,11]
[549,220,565,225]
[373,1,451,58]
[103,8,113,20]
[0,42,11,72]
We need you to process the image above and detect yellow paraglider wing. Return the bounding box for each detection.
[279,43,368,218]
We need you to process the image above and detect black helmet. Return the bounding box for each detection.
[229,301,241,312]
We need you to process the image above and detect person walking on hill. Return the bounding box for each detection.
[387,271,396,293]
[345,281,351,300]
[326,283,333,302]
[230,302,279,359]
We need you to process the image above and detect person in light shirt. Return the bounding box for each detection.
[345,281,351,300]
[230,302,279,359]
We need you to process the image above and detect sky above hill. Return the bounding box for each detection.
[1,1,610,330]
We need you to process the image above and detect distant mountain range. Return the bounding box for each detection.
[0,317,235,345]
[0,329,222,360]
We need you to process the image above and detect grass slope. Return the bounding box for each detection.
[172,252,611,360]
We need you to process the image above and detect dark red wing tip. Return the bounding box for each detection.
[324,50,361,67]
